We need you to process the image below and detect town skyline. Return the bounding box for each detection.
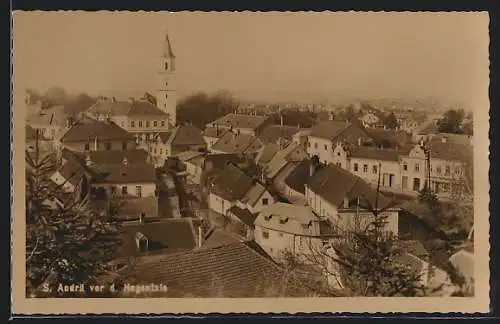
[13,12,488,110]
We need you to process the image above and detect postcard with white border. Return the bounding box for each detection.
[11,11,490,314]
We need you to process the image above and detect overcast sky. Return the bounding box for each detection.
[13,11,489,108]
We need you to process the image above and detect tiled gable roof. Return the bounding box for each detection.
[87,99,168,117]
[347,146,400,162]
[211,132,263,154]
[209,113,269,131]
[309,120,351,141]
[307,164,392,209]
[243,182,267,206]
[92,162,157,184]
[255,144,280,165]
[201,227,243,249]
[123,241,313,297]
[167,124,206,147]
[56,158,88,187]
[227,206,257,227]
[428,141,473,164]
[60,120,135,142]
[209,164,255,201]
[117,219,196,258]
[283,159,312,194]
[258,124,303,145]
[255,202,320,236]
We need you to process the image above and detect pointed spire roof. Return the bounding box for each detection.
[163,29,176,58]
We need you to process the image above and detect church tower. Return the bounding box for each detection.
[156,30,177,127]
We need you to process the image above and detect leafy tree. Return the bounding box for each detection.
[63,93,97,115]
[176,91,239,130]
[26,136,122,297]
[268,109,316,128]
[438,109,466,134]
[44,86,67,106]
[383,112,399,130]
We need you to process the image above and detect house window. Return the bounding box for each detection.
[372,165,378,174]
[105,142,111,150]
[413,178,421,191]
[120,121,124,127]
[262,198,269,206]
[262,230,269,239]
[363,164,368,173]
[354,163,358,172]
[131,121,135,128]
[121,186,128,195]
[110,185,117,194]
[146,121,150,128]
[84,143,90,151]
[336,162,341,168]
[455,167,461,176]
[138,121,143,127]
[436,166,442,174]
[154,148,157,154]
[279,232,284,237]
[445,166,451,176]
[403,163,408,171]
[122,142,127,151]
[415,163,420,172]
[324,144,327,150]
[135,186,142,197]
[160,148,163,154]
[153,121,158,127]
[337,152,341,156]
[314,142,318,149]
[161,120,165,127]
[308,142,311,148]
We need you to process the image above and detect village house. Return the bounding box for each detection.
[305,163,400,235]
[400,140,473,199]
[141,124,207,167]
[332,143,402,190]
[254,202,330,262]
[210,130,264,155]
[49,154,93,201]
[306,120,373,164]
[26,124,55,153]
[206,113,272,137]
[26,103,71,141]
[291,129,311,150]
[58,119,137,153]
[207,163,275,216]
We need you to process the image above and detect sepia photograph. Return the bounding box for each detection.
[11,11,490,314]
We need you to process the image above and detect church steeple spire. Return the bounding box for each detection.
[163,29,175,59]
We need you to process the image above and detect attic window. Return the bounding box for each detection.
[121,172,127,176]
[279,217,289,224]
[264,215,273,221]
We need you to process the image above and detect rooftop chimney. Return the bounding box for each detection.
[343,197,349,209]
[328,112,334,121]
[357,137,362,146]
[135,231,148,253]
[111,97,116,103]
[128,96,135,103]
[441,136,447,143]
[122,157,128,166]
[85,155,92,166]
[139,212,145,224]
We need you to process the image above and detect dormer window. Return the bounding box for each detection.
[279,217,289,224]
[164,61,169,70]
[135,232,149,253]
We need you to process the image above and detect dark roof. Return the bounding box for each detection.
[256,144,280,165]
[307,164,392,209]
[211,132,263,154]
[87,99,168,117]
[90,196,158,219]
[122,241,313,297]
[85,149,148,165]
[227,205,257,227]
[167,125,206,146]
[201,227,243,249]
[117,219,196,258]
[309,120,351,140]
[428,141,473,164]
[209,113,270,131]
[283,159,312,194]
[209,164,255,201]
[202,126,229,138]
[348,146,400,162]
[60,120,135,142]
[258,124,303,144]
[92,162,157,184]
